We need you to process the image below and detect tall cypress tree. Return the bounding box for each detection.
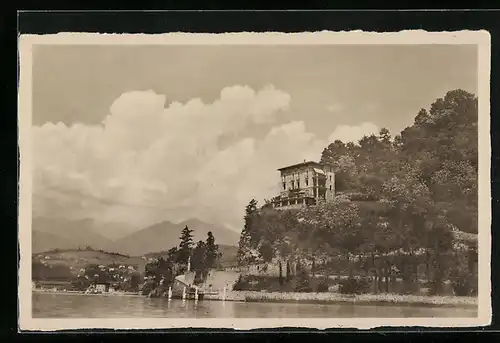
[177,225,194,266]
[237,199,259,265]
[205,231,219,270]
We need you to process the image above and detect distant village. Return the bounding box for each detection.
[32,247,155,294]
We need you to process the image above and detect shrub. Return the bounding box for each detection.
[315,279,329,293]
[141,280,157,295]
[234,276,249,291]
[71,276,90,291]
[427,279,444,295]
[452,279,471,296]
[338,277,371,294]
[294,267,313,292]
[295,283,313,292]
[399,276,421,295]
[446,247,478,297]
[451,273,477,296]
[345,192,376,201]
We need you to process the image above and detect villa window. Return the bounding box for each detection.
[283,182,286,190]
[330,185,332,191]
[297,180,300,188]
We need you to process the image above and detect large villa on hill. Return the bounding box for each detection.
[271,160,335,210]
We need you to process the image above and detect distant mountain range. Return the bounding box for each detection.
[111,218,240,256]
[32,217,240,256]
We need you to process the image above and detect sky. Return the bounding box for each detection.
[31,44,478,234]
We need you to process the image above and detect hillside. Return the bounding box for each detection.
[237,90,478,289]
[93,222,138,241]
[32,217,115,253]
[111,218,240,256]
[33,249,146,273]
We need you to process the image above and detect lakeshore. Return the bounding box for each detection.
[34,288,476,309]
[33,288,142,297]
[32,292,478,318]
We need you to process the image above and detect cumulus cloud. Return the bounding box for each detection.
[327,122,379,144]
[33,85,328,232]
[32,85,382,233]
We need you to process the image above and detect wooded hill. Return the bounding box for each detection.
[236,89,479,295]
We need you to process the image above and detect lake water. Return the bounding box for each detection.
[33,292,477,318]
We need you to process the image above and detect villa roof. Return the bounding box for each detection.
[277,161,324,172]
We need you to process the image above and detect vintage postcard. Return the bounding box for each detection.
[18,30,491,330]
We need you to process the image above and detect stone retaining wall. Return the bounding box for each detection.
[201,290,477,308]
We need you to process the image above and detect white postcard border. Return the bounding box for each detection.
[18,30,492,331]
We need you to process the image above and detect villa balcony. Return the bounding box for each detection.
[271,194,317,210]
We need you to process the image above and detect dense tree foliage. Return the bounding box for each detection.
[236,89,479,295]
[144,225,223,291]
[191,240,207,283]
[32,261,72,281]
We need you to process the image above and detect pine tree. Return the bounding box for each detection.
[205,231,219,269]
[378,127,392,145]
[177,225,194,266]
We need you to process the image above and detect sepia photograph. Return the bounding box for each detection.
[18,31,491,330]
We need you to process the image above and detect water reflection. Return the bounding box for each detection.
[32,293,477,319]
